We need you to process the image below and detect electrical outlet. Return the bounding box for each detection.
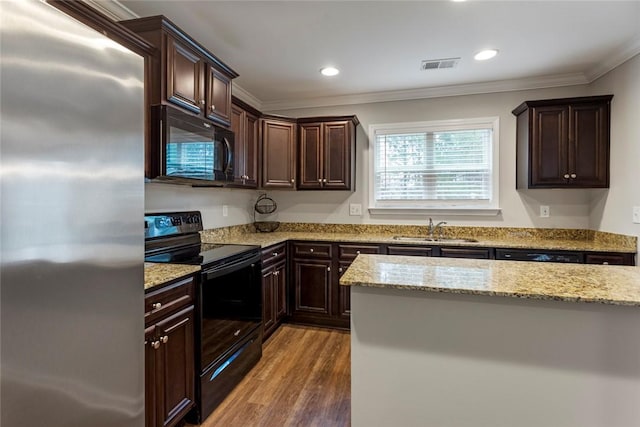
[222,205,228,217]
[349,203,362,216]
[540,205,550,218]
[633,206,640,224]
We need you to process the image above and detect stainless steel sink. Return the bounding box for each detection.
[393,236,478,243]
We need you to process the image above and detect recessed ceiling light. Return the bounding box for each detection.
[474,49,499,61]
[320,67,340,77]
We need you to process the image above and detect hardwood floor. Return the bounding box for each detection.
[192,324,351,427]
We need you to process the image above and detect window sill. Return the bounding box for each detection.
[368,207,502,216]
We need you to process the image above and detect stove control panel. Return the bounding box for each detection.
[145,211,203,239]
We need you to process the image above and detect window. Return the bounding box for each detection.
[369,117,499,214]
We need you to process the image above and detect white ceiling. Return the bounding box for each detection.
[102,1,640,110]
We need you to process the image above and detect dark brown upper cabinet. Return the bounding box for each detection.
[230,97,260,188]
[119,16,238,128]
[512,95,613,189]
[297,116,359,191]
[260,116,298,189]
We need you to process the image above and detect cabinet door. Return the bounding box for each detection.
[387,245,435,257]
[324,121,351,189]
[231,104,246,184]
[292,259,331,316]
[440,247,493,259]
[244,112,259,187]
[206,64,232,126]
[337,261,352,319]
[165,36,202,114]
[155,305,195,427]
[530,105,568,187]
[145,326,158,427]
[298,123,323,189]
[274,261,288,322]
[569,103,609,187]
[262,266,276,338]
[261,119,296,188]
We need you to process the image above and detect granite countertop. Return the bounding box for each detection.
[340,254,640,306]
[200,230,635,253]
[144,262,200,291]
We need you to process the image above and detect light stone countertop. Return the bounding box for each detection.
[339,254,640,306]
[201,231,635,253]
[144,262,200,291]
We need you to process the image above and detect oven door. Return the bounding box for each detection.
[199,253,262,372]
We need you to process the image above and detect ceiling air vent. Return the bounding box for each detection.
[420,57,461,70]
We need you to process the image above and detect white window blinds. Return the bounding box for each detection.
[371,118,498,210]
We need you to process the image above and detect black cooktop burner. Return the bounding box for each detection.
[145,242,259,268]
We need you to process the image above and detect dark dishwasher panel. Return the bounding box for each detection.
[496,248,583,263]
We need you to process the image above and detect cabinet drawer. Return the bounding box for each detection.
[292,242,332,259]
[440,247,493,259]
[585,253,634,266]
[262,243,286,267]
[145,276,194,326]
[338,244,382,260]
[387,245,435,257]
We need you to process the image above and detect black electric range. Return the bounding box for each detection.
[145,211,263,424]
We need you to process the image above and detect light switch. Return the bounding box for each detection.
[633,206,640,224]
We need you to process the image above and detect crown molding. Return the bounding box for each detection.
[585,37,640,82]
[261,73,589,112]
[231,84,263,111]
[81,0,138,21]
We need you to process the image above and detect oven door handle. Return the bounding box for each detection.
[203,254,260,280]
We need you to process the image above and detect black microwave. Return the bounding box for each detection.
[151,105,234,185]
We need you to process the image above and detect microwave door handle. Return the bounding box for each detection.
[223,137,233,174]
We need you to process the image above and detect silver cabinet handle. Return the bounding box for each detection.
[323,179,327,183]
[356,250,361,254]
[327,267,331,272]
[161,335,169,344]
[200,100,205,105]
[272,252,278,256]
[274,271,279,276]
[291,178,295,183]
[151,340,160,350]
[339,267,343,273]
[563,174,570,179]
[203,122,212,128]
[310,248,314,253]
[570,173,577,179]
[152,302,162,310]
[211,104,215,111]
[603,262,609,265]
[234,329,241,337]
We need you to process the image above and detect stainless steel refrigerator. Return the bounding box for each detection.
[1,1,145,426]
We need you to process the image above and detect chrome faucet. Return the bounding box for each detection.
[427,218,447,240]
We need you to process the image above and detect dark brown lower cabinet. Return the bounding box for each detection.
[145,276,195,427]
[387,245,436,257]
[262,260,287,340]
[291,258,332,318]
[585,252,635,265]
[440,247,494,259]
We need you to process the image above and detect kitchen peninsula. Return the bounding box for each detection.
[340,255,640,427]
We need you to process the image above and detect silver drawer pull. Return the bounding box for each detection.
[327,267,331,272]
[356,250,361,254]
[234,329,241,336]
[563,174,570,179]
[152,302,162,310]
[603,262,609,265]
[570,173,577,179]
[151,340,160,350]
[272,252,278,256]
[161,335,169,344]
[310,248,314,253]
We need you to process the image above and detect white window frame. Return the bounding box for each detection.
[368,117,500,216]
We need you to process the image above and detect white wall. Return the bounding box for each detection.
[269,85,594,228]
[588,54,640,248]
[145,182,258,229]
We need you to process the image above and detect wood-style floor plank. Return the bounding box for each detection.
[190,324,350,427]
